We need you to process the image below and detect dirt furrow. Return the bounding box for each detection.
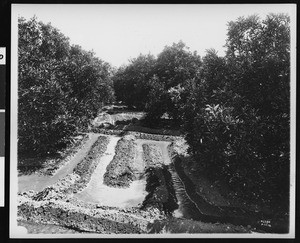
[18,133,101,193]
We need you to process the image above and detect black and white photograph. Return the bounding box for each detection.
[9,3,296,238]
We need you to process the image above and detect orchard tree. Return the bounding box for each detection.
[145,41,203,123]
[18,17,73,154]
[18,17,114,155]
[182,13,290,208]
[113,54,156,110]
[225,14,290,115]
[154,41,202,89]
[62,45,115,126]
[225,13,290,205]
[201,49,231,104]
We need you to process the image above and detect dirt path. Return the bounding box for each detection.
[18,133,100,193]
[75,136,148,208]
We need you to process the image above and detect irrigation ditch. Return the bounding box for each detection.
[17,130,288,234]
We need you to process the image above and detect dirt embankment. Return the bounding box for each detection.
[103,135,142,188]
[142,144,164,168]
[18,134,89,177]
[18,190,164,234]
[90,110,181,137]
[91,128,180,142]
[63,135,110,194]
[141,144,178,215]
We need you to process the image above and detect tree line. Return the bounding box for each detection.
[19,14,290,210]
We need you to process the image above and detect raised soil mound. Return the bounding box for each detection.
[67,136,110,193]
[103,135,139,188]
[17,194,159,234]
[142,144,164,168]
[90,128,181,142]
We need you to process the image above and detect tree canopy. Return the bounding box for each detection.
[18,17,114,155]
[182,14,290,207]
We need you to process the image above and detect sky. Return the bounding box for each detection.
[13,4,295,67]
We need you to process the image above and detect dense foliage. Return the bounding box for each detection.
[147,42,202,124]
[113,14,290,208]
[113,41,202,124]
[183,14,290,208]
[18,17,114,155]
[113,54,156,110]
